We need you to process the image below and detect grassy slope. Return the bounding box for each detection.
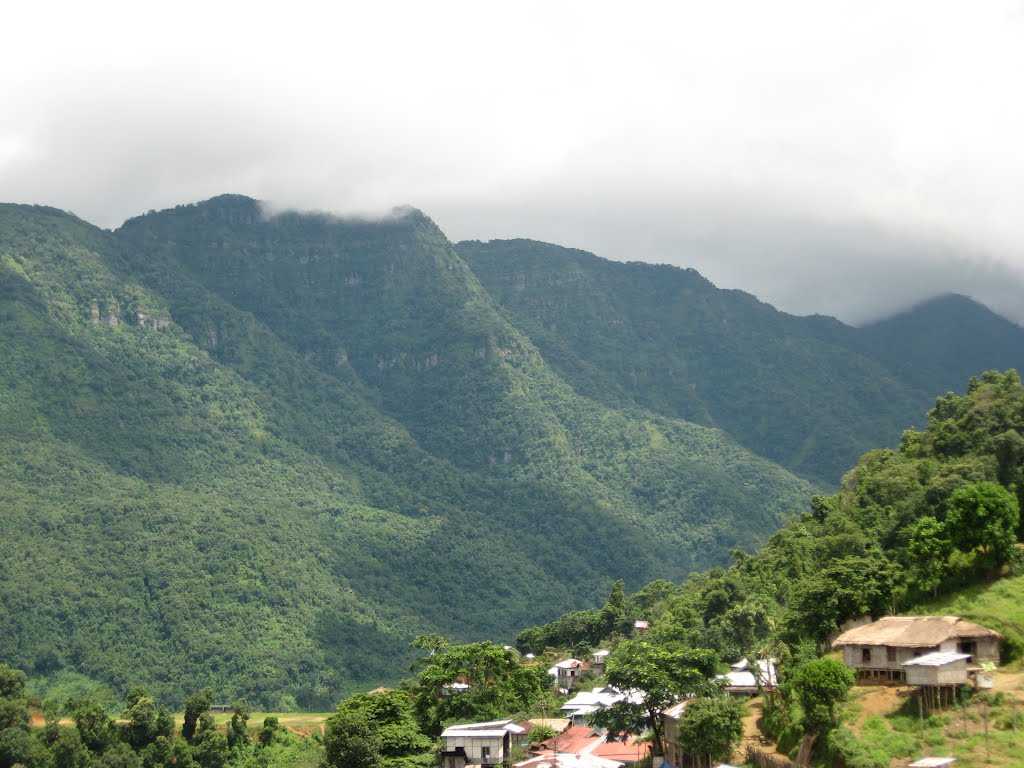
[914,573,1024,663]
[826,575,1024,768]
[0,200,813,706]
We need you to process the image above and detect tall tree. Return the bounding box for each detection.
[675,697,744,768]
[413,642,546,736]
[787,657,853,761]
[590,639,718,757]
[181,691,212,744]
[322,709,380,768]
[946,482,1020,571]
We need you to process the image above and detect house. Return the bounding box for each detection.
[509,720,569,751]
[591,649,611,675]
[561,686,640,726]
[831,616,1001,683]
[660,700,688,768]
[908,759,955,768]
[441,720,526,767]
[514,754,623,768]
[524,725,647,767]
[716,658,777,695]
[902,652,972,688]
[554,658,587,691]
[633,620,649,634]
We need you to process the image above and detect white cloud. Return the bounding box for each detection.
[1,0,1023,322]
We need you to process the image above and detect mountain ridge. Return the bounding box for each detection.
[457,237,1024,482]
[0,197,812,707]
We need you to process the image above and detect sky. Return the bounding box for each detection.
[2,1,1023,325]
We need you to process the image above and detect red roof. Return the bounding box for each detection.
[535,726,650,762]
[593,736,650,761]
[548,726,599,753]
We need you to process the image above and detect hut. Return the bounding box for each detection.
[831,616,1000,683]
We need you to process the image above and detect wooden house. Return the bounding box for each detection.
[831,616,1000,683]
[554,658,587,691]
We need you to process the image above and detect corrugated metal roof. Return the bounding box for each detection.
[902,651,971,667]
[442,719,526,738]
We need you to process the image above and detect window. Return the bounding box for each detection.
[480,746,491,763]
[887,647,897,663]
[862,648,871,664]
[958,641,977,662]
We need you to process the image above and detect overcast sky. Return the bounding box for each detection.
[2,1,1023,324]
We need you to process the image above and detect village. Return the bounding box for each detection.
[435,615,1006,768]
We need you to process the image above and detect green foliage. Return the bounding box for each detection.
[786,658,854,736]
[946,481,1020,569]
[227,705,250,749]
[122,689,173,750]
[182,691,213,743]
[591,639,718,756]
[322,709,380,768]
[907,516,953,596]
[324,691,432,768]
[518,369,1024,670]
[787,552,901,643]
[69,697,116,752]
[411,641,545,736]
[0,198,812,706]
[675,696,744,767]
[459,240,1024,484]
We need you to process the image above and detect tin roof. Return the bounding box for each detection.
[902,651,971,667]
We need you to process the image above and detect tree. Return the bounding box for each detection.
[907,516,952,596]
[590,639,718,757]
[97,742,143,768]
[227,704,250,749]
[258,717,280,747]
[600,580,627,635]
[68,698,115,753]
[322,709,380,768]
[413,642,546,736]
[676,697,744,768]
[0,701,28,734]
[50,727,90,768]
[325,691,431,768]
[181,690,212,743]
[192,729,229,768]
[788,553,901,644]
[0,727,38,768]
[0,667,25,701]
[946,482,1020,570]
[787,658,853,737]
[122,689,173,750]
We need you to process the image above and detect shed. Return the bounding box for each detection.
[902,652,971,687]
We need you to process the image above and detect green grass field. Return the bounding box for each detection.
[914,573,1024,664]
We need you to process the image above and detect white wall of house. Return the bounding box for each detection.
[442,735,506,765]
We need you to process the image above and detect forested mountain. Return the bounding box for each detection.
[2,195,1021,709]
[458,239,1024,483]
[0,198,810,708]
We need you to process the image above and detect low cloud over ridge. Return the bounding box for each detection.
[2,1,1023,323]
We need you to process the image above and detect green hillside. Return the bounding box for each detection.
[914,573,1024,661]
[458,239,1024,483]
[0,199,812,707]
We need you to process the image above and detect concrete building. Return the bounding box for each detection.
[441,720,526,768]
